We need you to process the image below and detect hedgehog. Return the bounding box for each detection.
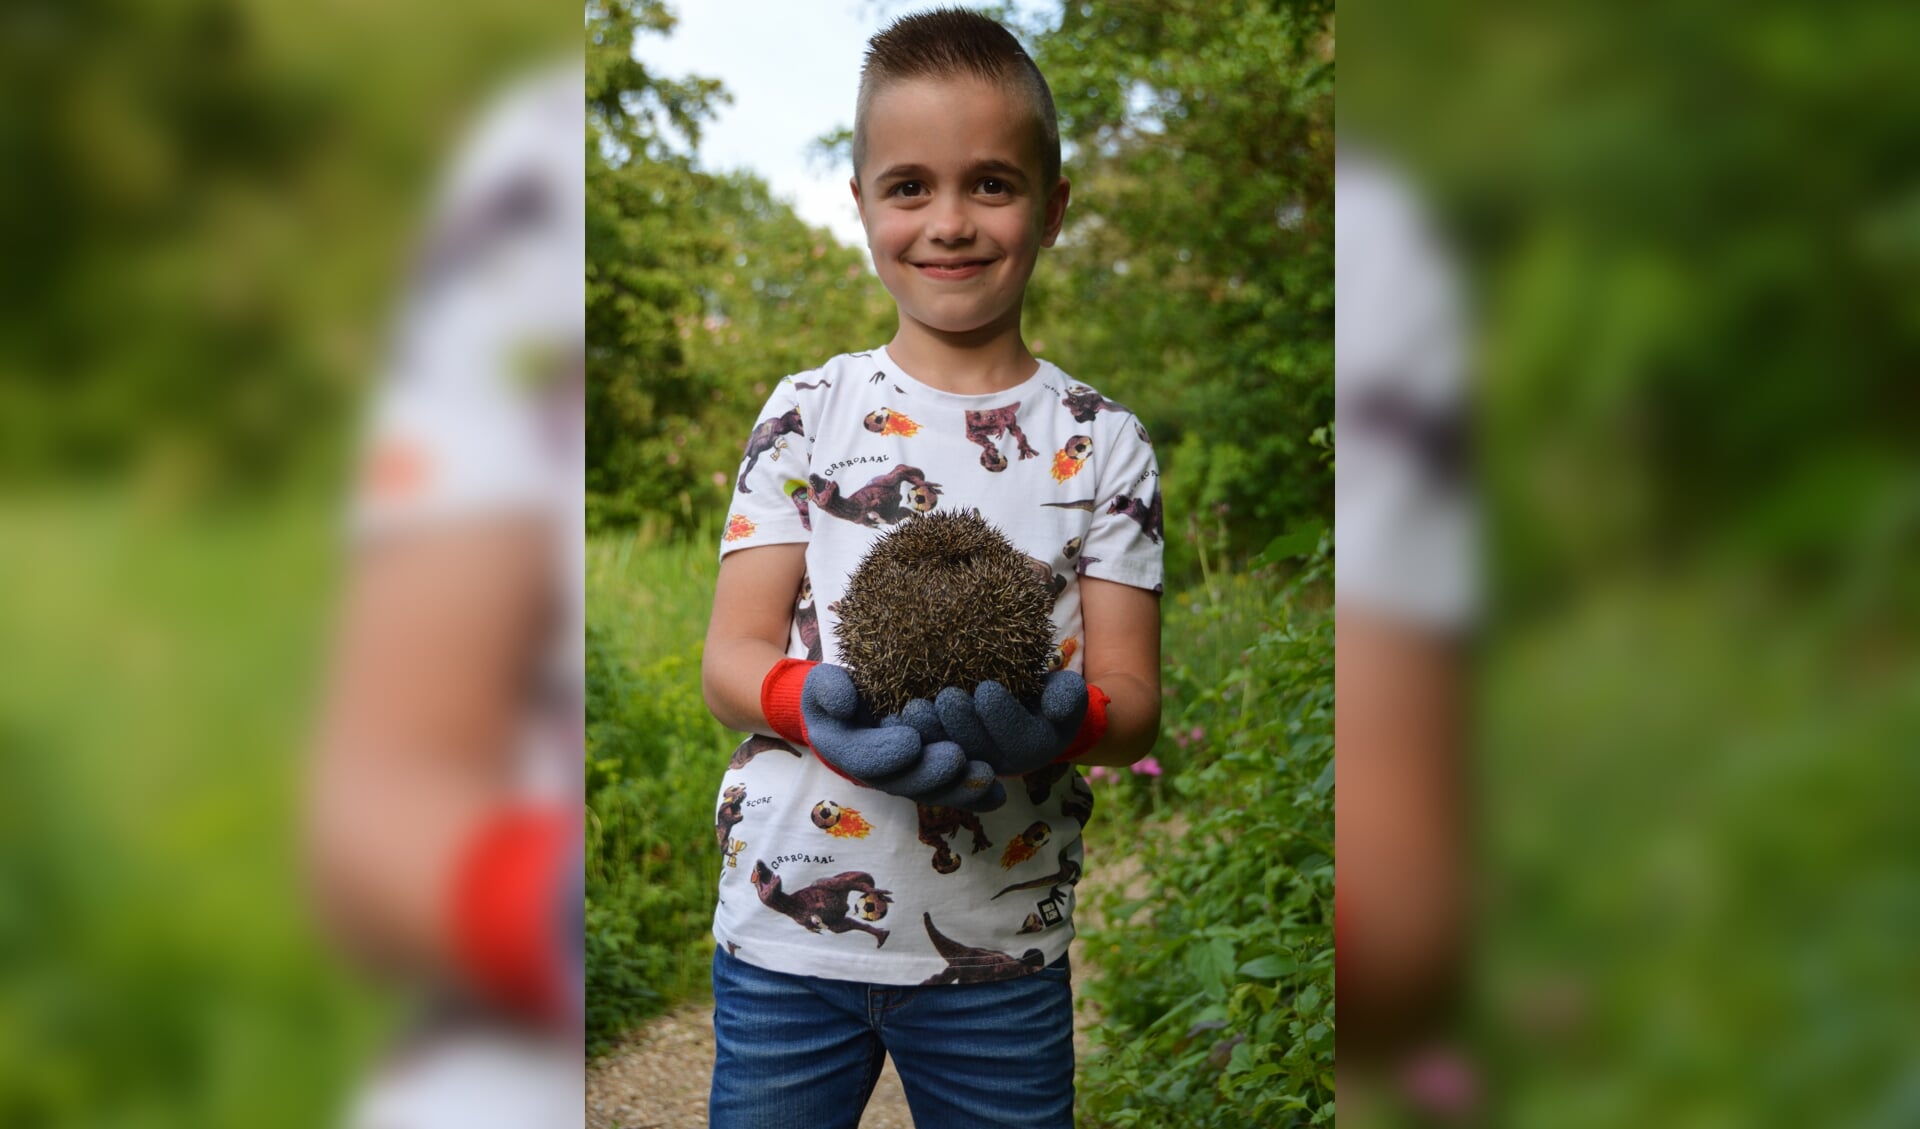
[834,509,1056,718]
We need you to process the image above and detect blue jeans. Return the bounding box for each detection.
[709,946,1075,1129]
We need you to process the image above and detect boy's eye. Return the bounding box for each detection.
[978,178,1011,196]
[890,181,926,198]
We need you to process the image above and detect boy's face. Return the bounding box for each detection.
[852,75,1068,349]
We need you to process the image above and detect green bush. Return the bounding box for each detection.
[584,533,735,1055]
[1077,540,1334,1127]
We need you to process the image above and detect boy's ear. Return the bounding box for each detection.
[849,176,866,226]
[1041,177,1072,248]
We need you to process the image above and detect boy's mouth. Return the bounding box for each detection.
[913,258,992,280]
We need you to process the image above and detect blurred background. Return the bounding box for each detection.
[1340,0,1920,1124]
[586,2,1332,1126]
[0,2,573,1125]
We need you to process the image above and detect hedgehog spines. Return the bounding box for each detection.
[835,510,1055,717]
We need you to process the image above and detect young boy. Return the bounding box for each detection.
[700,10,1163,1127]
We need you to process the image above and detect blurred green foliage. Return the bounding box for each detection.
[2,0,572,499]
[1341,0,1920,619]
[0,498,389,1128]
[586,1,1335,569]
[1341,1,1920,1122]
[1479,580,1920,1128]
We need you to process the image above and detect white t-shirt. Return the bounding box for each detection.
[713,345,1164,985]
[1335,148,1477,633]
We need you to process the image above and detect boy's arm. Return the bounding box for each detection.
[702,543,808,734]
[1070,575,1162,767]
[308,516,574,1023]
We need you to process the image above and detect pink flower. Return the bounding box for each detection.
[1188,726,1205,744]
[1086,765,1113,782]
[1400,1046,1480,1119]
[1131,757,1163,777]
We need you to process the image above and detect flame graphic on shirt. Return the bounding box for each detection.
[998,833,1044,867]
[1051,637,1079,671]
[824,807,871,838]
[878,411,920,437]
[723,513,757,541]
[1051,448,1088,482]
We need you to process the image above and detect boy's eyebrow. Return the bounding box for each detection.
[968,158,1030,181]
[872,159,1031,183]
[873,163,933,183]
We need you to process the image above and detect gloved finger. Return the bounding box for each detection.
[885,698,948,745]
[808,712,923,780]
[872,738,966,798]
[934,685,996,760]
[920,760,1006,812]
[801,664,863,721]
[974,679,1058,758]
[1038,670,1089,735]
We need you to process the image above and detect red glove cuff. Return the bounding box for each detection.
[760,658,815,747]
[1058,683,1111,762]
[450,805,572,1026]
[759,658,870,785]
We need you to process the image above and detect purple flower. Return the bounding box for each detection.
[1131,757,1163,777]
[1400,1046,1480,1118]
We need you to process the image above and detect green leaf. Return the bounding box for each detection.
[1237,954,1297,979]
[1187,935,1239,1002]
[1251,519,1328,567]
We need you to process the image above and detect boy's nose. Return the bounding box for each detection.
[925,198,974,243]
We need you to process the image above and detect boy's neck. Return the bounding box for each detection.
[885,325,1040,396]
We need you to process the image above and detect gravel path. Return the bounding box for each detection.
[586,828,1153,1129]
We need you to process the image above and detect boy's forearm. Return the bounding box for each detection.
[701,637,795,736]
[1069,670,1160,767]
[703,543,810,737]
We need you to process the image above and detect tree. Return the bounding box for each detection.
[1025,0,1336,562]
[585,1,894,531]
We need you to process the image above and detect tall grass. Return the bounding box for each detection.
[584,526,734,1054]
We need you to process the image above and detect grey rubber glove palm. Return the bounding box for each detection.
[934,670,1090,778]
[801,664,1005,811]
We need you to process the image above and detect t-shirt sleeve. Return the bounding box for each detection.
[350,374,564,542]
[718,380,815,557]
[1077,412,1166,593]
[347,64,582,544]
[1334,149,1477,632]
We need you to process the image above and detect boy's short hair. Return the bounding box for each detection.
[853,7,1061,189]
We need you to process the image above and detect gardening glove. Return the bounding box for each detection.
[764,660,996,807]
[887,699,1007,812]
[934,670,1109,778]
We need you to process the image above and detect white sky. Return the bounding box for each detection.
[633,0,1050,250]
